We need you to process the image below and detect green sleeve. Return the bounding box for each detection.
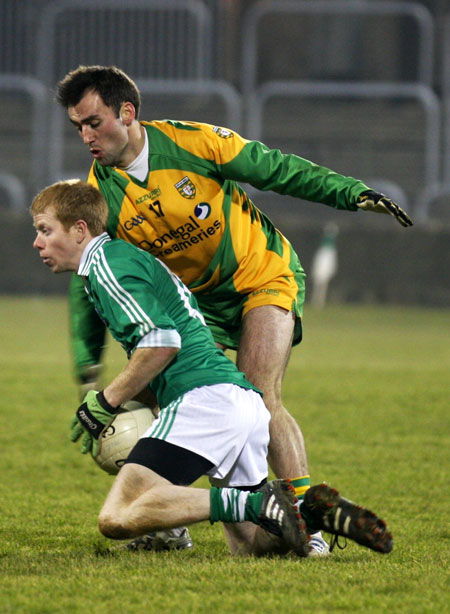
[220,140,369,211]
[68,274,107,380]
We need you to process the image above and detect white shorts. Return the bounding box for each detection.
[141,383,270,488]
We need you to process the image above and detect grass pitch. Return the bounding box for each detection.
[0,297,448,614]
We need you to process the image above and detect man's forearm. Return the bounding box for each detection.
[222,140,368,210]
[102,346,178,408]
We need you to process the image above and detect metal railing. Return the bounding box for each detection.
[416,9,450,221]
[443,10,450,183]
[242,1,435,94]
[0,0,445,221]
[36,0,214,86]
[0,75,48,197]
[0,171,27,211]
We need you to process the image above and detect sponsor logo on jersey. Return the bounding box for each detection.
[175,176,196,199]
[137,215,222,258]
[194,202,211,219]
[124,215,146,230]
[213,126,233,139]
[251,288,280,297]
[135,187,161,205]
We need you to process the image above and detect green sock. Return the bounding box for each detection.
[210,487,264,524]
[244,491,264,523]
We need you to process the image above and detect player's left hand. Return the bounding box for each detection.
[356,190,413,227]
[70,390,118,456]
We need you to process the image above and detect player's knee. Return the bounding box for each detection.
[251,380,283,411]
[263,395,286,417]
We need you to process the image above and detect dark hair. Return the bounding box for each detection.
[55,65,141,119]
[31,180,109,236]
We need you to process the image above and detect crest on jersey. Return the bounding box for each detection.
[213,126,233,139]
[175,176,196,199]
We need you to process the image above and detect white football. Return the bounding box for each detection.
[93,403,155,475]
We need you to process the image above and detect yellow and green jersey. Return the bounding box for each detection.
[70,120,369,375]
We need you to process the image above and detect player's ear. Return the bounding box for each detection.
[119,102,135,126]
[74,219,89,242]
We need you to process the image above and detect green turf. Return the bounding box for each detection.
[0,297,448,613]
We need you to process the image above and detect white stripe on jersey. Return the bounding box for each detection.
[78,233,110,276]
[137,329,181,349]
[93,249,155,337]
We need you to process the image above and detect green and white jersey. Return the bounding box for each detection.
[78,233,259,407]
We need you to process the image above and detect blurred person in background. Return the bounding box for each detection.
[310,223,339,308]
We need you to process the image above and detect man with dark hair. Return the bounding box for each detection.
[30,179,393,558]
[57,65,142,119]
[56,65,411,555]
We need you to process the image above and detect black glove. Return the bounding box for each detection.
[356,190,413,227]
